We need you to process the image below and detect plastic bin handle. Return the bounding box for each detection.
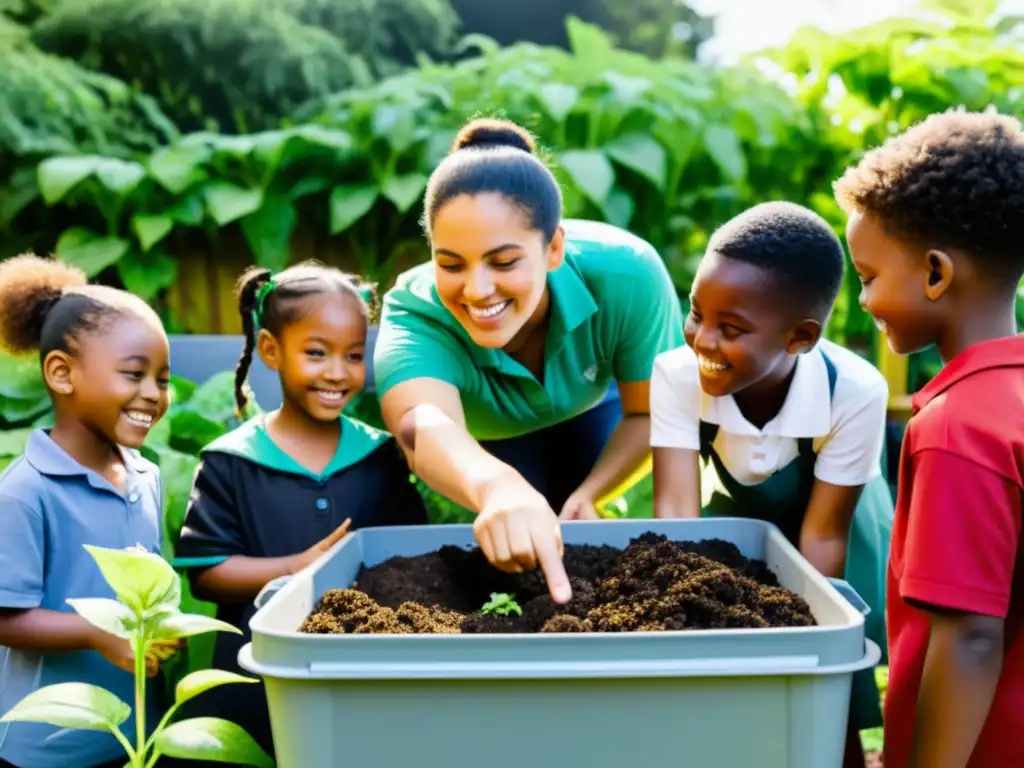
[254,575,292,610]
[827,578,870,618]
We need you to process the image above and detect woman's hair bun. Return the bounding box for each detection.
[451,117,536,155]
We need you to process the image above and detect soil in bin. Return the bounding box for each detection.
[298,532,818,635]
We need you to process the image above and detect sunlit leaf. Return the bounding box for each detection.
[155,717,274,767]
[0,683,130,732]
[84,545,180,615]
[329,185,378,234]
[55,228,129,277]
[175,669,258,707]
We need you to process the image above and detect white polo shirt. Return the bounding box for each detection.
[650,338,888,488]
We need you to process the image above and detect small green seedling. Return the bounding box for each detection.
[0,544,273,768]
[481,592,522,616]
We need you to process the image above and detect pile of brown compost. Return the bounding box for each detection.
[298,533,817,635]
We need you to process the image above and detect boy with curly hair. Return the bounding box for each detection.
[835,107,1024,767]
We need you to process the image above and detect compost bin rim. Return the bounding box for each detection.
[237,639,881,680]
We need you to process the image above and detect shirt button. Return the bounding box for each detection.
[316,498,329,511]
[128,491,140,503]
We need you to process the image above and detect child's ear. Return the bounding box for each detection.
[256,329,282,371]
[785,318,822,355]
[924,249,954,301]
[42,350,74,396]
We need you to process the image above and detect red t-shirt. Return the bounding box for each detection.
[885,336,1024,767]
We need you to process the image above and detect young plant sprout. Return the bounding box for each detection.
[481,592,522,616]
[0,544,273,768]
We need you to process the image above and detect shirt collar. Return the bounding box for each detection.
[912,335,1024,413]
[702,348,832,438]
[24,428,152,478]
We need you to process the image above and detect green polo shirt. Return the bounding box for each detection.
[374,219,684,441]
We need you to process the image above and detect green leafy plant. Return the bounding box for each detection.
[481,592,523,616]
[0,544,273,767]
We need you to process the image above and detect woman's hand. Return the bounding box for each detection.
[475,476,572,604]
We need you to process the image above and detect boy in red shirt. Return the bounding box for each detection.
[835,108,1024,767]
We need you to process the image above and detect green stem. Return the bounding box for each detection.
[144,748,163,768]
[142,702,180,755]
[110,726,137,765]
[134,635,147,768]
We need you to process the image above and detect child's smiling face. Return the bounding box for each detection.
[263,292,367,422]
[62,311,171,448]
[684,251,819,399]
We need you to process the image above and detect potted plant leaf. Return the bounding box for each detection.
[0,544,274,767]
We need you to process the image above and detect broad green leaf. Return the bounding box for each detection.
[93,159,146,197]
[154,717,274,767]
[0,427,32,457]
[0,350,46,400]
[117,250,178,302]
[38,157,145,204]
[537,83,579,121]
[602,188,636,229]
[84,544,180,615]
[153,612,241,642]
[0,167,40,228]
[150,145,211,194]
[55,229,130,277]
[605,134,667,190]
[204,183,264,227]
[371,104,416,152]
[168,193,205,227]
[175,670,258,708]
[66,597,137,639]
[329,185,378,234]
[184,372,237,423]
[37,157,97,205]
[558,150,615,208]
[169,411,226,454]
[703,124,747,181]
[0,682,130,732]
[132,214,174,253]
[381,174,427,214]
[0,394,50,424]
[241,197,297,273]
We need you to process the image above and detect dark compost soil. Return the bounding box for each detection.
[298,533,817,635]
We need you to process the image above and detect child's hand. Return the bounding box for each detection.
[558,490,600,521]
[290,518,352,574]
[89,629,160,678]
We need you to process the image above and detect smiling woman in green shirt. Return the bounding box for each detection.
[375,117,683,601]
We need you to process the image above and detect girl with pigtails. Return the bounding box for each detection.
[172,261,426,762]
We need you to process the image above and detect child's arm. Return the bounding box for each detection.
[798,482,863,577]
[901,449,1017,768]
[175,454,350,603]
[0,495,159,676]
[649,356,702,518]
[800,374,887,576]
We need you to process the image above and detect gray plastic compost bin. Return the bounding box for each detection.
[239,518,881,768]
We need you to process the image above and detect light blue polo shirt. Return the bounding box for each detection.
[0,429,164,768]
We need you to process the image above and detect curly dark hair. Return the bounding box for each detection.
[834,108,1024,277]
[0,253,153,360]
[706,201,846,321]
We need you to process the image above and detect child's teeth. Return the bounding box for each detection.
[698,357,727,372]
[126,411,152,425]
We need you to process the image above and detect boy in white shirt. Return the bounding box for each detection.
[650,201,893,767]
